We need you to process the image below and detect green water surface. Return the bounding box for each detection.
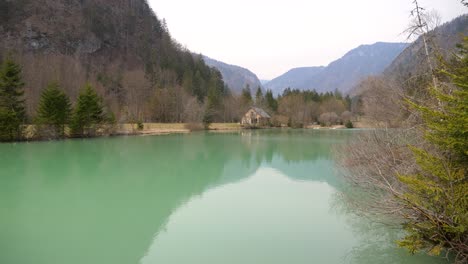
[0,130,447,264]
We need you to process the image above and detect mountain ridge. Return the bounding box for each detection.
[265,42,408,95]
[202,55,262,93]
[384,14,468,80]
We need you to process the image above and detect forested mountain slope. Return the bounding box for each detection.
[0,0,226,121]
[202,56,262,93]
[384,14,468,81]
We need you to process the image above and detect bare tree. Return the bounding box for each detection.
[278,94,309,127]
[404,0,441,90]
[319,112,339,126]
[319,98,346,117]
[340,111,353,123]
[357,76,407,127]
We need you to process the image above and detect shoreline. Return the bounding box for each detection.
[7,122,374,143]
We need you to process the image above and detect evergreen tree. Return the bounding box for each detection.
[70,83,104,137]
[0,56,25,141]
[204,74,221,126]
[265,90,278,112]
[344,95,352,110]
[255,86,264,106]
[241,84,252,105]
[36,82,71,138]
[398,37,468,262]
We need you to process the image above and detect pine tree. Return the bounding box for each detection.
[36,82,71,138]
[0,56,25,141]
[255,86,264,106]
[70,83,104,137]
[398,37,468,263]
[241,84,252,105]
[265,90,278,112]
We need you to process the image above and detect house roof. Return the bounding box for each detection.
[250,107,271,118]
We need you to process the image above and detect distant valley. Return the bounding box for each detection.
[264,42,408,95]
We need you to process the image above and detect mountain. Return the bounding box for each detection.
[202,56,262,93]
[384,14,468,80]
[265,42,408,95]
[0,0,224,121]
[263,67,324,94]
[260,80,270,85]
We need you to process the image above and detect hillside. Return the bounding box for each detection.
[265,42,408,95]
[202,56,262,93]
[352,14,468,127]
[263,67,324,94]
[384,14,468,80]
[0,0,225,122]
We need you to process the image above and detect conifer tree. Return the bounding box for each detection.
[398,37,468,263]
[241,84,252,105]
[255,86,264,106]
[36,82,71,138]
[70,83,104,137]
[0,56,25,141]
[265,90,278,112]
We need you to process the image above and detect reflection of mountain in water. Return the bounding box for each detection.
[216,129,353,189]
[0,130,354,264]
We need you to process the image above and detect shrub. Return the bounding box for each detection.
[136,121,144,130]
[345,120,354,128]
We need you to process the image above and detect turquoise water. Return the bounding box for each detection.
[0,130,446,264]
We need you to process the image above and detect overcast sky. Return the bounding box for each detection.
[148,0,466,80]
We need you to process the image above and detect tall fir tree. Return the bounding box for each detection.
[36,82,71,138]
[265,90,278,112]
[70,83,104,137]
[0,56,25,141]
[398,37,468,263]
[255,86,264,106]
[241,84,252,106]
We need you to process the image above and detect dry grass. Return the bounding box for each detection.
[208,123,241,130]
[116,123,241,135]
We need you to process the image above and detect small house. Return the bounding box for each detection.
[241,107,271,127]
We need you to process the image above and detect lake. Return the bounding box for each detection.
[0,130,446,264]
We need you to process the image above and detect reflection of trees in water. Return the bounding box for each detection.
[0,135,247,264]
[239,129,350,164]
[0,130,355,264]
[330,192,448,264]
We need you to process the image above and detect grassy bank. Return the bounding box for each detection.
[18,122,370,142]
[87,123,242,137]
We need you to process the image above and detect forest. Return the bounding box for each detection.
[0,53,355,141]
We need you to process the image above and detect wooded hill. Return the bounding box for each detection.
[202,55,262,93]
[385,14,468,82]
[0,0,227,122]
[355,14,468,127]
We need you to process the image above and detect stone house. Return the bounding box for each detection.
[241,107,271,127]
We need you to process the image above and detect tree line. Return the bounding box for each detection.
[0,56,112,141]
[235,85,356,128]
[0,53,359,141]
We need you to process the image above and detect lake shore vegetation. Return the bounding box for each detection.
[337,35,467,264]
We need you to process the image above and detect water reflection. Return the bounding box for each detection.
[330,193,448,264]
[0,130,444,264]
[140,168,353,264]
